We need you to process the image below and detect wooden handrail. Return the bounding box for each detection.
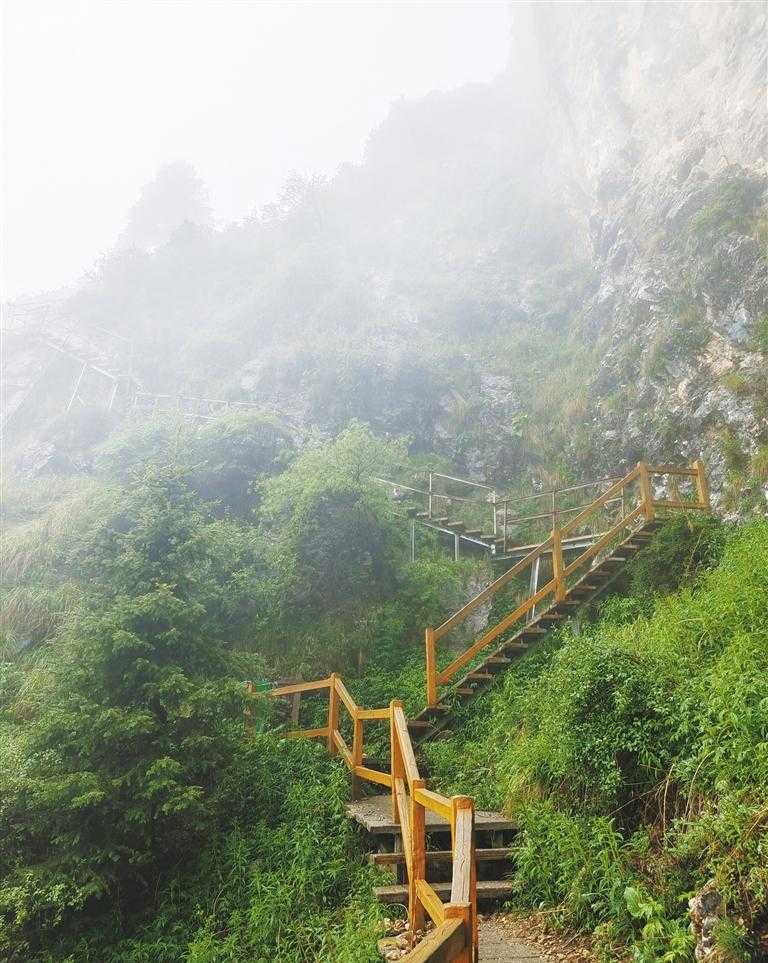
[423,460,710,705]
[264,676,478,962]
[433,534,553,641]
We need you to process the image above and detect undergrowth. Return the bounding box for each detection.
[422,516,768,960]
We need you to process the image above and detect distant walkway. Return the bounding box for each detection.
[479,919,542,962]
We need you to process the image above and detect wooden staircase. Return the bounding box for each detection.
[408,518,664,743]
[417,461,710,726]
[263,460,711,962]
[346,793,516,910]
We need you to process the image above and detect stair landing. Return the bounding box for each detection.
[347,793,515,835]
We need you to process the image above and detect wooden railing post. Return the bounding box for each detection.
[389,699,404,822]
[428,472,434,518]
[693,458,710,510]
[327,673,339,755]
[425,627,438,707]
[409,777,426,945]
[638,461,655,521]
[351,713,364,800]
[552,526,566,602]
[448,794,477,962]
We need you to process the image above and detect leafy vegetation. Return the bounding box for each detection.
[0,422,479,961]
[422,517,768,959]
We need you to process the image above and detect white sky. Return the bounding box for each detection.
[1,1,510,298]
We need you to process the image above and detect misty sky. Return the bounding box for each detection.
[2,1,510,299]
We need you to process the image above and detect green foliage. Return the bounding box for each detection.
[617,514,726,604]
[96,410,293,517]
[420,520,768,957]
[0,462,391,961]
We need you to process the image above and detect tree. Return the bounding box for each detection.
[117,160,213,252]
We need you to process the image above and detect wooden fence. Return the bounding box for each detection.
[424,460,710,706]
[261,675,478,962]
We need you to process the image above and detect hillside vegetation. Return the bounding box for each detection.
[424,516,768,961]
[2,3,766,961]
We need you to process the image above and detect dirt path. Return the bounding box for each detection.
[479,919,543,962]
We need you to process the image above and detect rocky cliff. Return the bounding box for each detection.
[507,0,767,505]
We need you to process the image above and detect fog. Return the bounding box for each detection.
[2,0,510,299]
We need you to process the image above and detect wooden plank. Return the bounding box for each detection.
[393,706,422,785]
[347,794,515,834]
[646,465,698,476]
[354,765,392,788]
[410,777,427,935]
[651,500,707,510]
[426,626,438,707]
[284,726,328,740]
[370,847,509,866]
[437,578,556,684]
[394,777,412,872]
[357,707,389,720]
[433,536,553,641]
[560,466,639,537]
[416,879,446,926]
[393,919,466,963]
[414,787,453,821]
[332,730,354,769]
[638,462,654,522]
[327,673,340,755]
[562,504,644,579]
[374,880,514,902]
[450,805,473,905]
[693,458,710,509]
[333,676,358,719]
[268,676,331,697]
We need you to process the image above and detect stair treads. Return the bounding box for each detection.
[374,880,514,903]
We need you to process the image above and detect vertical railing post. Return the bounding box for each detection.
[428,472,434,519]
[327,673,339,755]
[389,699,404,822]
[638,461,655,521]
[448,795,476,963]
[502,498,508,554]
[409,777,426,945]
[491,490,497,537]
[693,458,710,510]
[552,526,566,602]
[290,671,303,727]
[425,628,438,707]
[351,712,363,800]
